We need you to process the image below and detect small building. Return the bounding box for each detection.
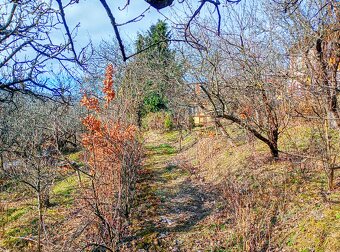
[189,83,213,126]
[192,106,213,126]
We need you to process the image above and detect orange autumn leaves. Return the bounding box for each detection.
[80,95,100,111]
[80,64,115,111]
[79,64,141,247]
[81,114,101,135]
[80,64,136,172]
[103,64,115,104]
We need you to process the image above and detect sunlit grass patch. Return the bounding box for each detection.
[163,130,180,142]
[146,143,177,155]
[288,205,340,251]
[52,174,80,205]
[0,208,38,250]
[67,151,82,163]
[0,207,32,227]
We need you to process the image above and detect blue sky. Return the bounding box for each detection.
[54,0,242,55]
[64,0,173,48]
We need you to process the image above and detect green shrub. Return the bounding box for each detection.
[164,113,173,131]
[141,91,167,116]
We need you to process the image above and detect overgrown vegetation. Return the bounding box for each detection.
[1,0,339,251]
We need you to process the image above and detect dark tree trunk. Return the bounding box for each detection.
[269,143,279,158]
[316,37,340,128]
[42,189,51,208]
[0,153,4,172]
[201,85,281,159]
[136,109,142,129]
[221,114,280,158]
[268,128,279,158]
[329,168,334,190]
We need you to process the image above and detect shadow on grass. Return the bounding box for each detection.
[123,157,214,248]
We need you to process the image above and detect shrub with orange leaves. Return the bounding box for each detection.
[79,64,142,249]
[102,64,115,104]
[80,94,100,111]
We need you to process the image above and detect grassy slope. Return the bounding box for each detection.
[1,126,339,251]
[128,127,339,251]
[0,153,82,251]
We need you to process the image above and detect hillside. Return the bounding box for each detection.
[2,125,338,251]
[1,1,339,251]
[125,127,340,251]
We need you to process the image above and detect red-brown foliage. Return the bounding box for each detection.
[80,64,142,249]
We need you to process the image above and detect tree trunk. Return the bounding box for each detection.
[214,118,235,147]
[269,143,279,158]
[77,170,82,187]
[37,192,42,252]
[0,153,4,172]
[136,109,142,129]
[221,114,280,158]
[42,191,51,208]
[316,37,340,129]
[179,127,183,151]
[268,128,279,158]
[329,168,334,190]
[329,92,340,129]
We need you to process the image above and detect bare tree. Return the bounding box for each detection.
[273,0,339,125]
[0,90,91,250]
[270,0,340,188]
[0,0,89,102]
[1,97,66,251]
[179,2,291,157]
[0,0,244,104]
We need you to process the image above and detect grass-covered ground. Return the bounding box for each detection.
[1,125,339,251]
[124,127,339,251]
[0,153,82,251]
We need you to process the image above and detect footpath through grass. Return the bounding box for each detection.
[1,128,339,251]
[122,131,227,251]
[123,129,340,252]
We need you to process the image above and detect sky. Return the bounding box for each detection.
[1,0,245,98]
[64,0,174,49]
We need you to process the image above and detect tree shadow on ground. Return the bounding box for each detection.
[122,158,215,249]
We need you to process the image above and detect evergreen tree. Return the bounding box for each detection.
[135,20,181,116]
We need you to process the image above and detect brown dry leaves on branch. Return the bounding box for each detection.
[79,64,142,249]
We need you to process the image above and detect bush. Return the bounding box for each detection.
[141,92,167,115]
[164,113,173,131]
[142,112,167,131]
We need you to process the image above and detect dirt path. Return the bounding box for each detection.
[123,132,219,251]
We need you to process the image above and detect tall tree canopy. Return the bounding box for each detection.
[135,20,181,116]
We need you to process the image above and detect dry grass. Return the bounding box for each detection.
[172,125,340,251]
[1,126,339,251]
